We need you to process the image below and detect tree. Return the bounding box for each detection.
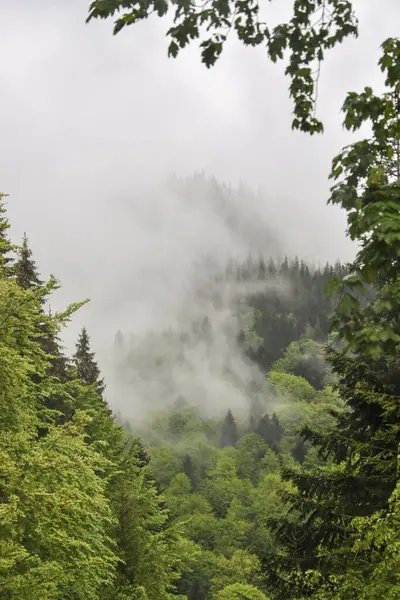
[256,415,273,445]
[14,233,43,290]
[87,0,358,134]
[73,326,106,397]
[1,414,119,600]
[183,454,197,489]
[39,307,70,382]
[235,433,268,483]
[105,440,188,600]
[0,193,14,274]
[0,221,118,599]
[273,338,331,390]
[220,409,238,448]
[215,582,269,600]
[264,41,400,600]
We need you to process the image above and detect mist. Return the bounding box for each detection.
[1,0,399,418]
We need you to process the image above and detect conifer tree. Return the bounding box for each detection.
[13,236,70,390]
[256,415,273,445]
[114,329,124,351]
[265,43,400,600]
[220,409,238,448]
[74,326,105,397]
[0,193,14,274]
[183,454,197,489]
[104,440,187,600]
[14,233,43,290]
[271,413,283,446]
[0,217,118,599]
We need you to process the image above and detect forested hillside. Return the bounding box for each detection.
[0,190,343,600]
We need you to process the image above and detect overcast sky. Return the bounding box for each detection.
[1,0,399,373]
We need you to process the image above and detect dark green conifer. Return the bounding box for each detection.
[73,327,106,398]
[0,193,14,274]
[256,414,273,444]
[14,233,43,290]
[183,454,196,489]
[220,409,238,448]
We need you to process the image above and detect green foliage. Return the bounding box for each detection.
[105,441,188,600]
[0,414,118,600]
[0,193,14,274]
[268,370,317,403]
[87,0,358,134]
[14,233,43,290]
[148,444,184,489]
[74,326,106,398]
[0,199,192,600]
[326,40,400,359]
[215,583,268,600]
[220,409,238,448]
[273,338,332,390]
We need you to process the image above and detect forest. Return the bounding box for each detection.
[1,1,400,600]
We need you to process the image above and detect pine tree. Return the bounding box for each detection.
[114,329,125,351]
[0,193,14,274]
[220,409,238,448]
[183,454,196,489]
[291,438,307,464]
[271,413,283,446]
[0,230,118,599]
[104,440,186,600]
[12,236,69,388]
[14,233,43,290]
[73,327,106,397]
[265,49,400,600]
[256,415,273,445]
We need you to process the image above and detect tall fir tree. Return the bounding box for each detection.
[0,193,14,274]
[74,327,106,398]
[220,409,238,448]
[14,233,43,290]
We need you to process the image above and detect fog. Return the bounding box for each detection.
[1,0,399,416]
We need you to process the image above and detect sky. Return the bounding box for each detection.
[1,0,399,404]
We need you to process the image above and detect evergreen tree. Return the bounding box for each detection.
[14,233,43,290]
[0,221,118,599]
[256,415,273,445]
[264,45,400,600]
[183,454,197,489]
[220,409,238,448]
[0,193,14,274]
[114,329,125,351]
[291,438,307,464]
[73,327,106,397]
[270,413,283,446]
[104,440,187,600]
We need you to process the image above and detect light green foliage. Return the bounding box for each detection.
[235,433,269,483]
[147,444,184,489]
[0,259,118,599]
[200,453,253,518]
[273,338,333,390]
[268,370,317,403]
[326,39,400,359]
[87,0,358,134]
[0,415,117,600]
[215,583,269,600]
[0,200,192,600]
[211,550,261,594]
[105,443,188,600]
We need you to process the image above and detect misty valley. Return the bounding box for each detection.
[1,1,400,600]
